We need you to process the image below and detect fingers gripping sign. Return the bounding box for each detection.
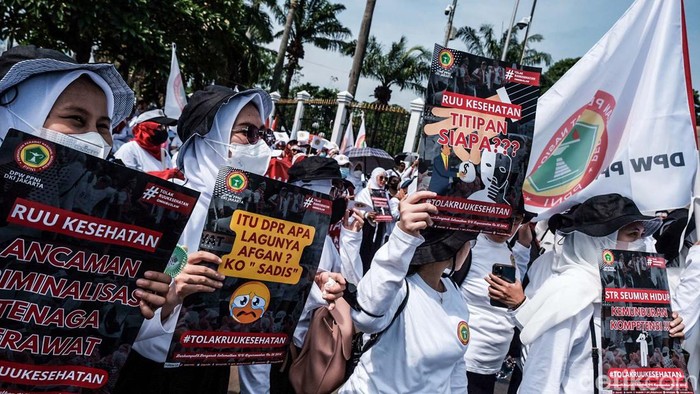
[398,191,438,237]
[161,251,225,320]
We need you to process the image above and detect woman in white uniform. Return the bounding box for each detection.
[342,190,475,393]
[0,45,170,316]
[488,194,685,393]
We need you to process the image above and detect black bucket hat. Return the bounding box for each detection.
[176,85,273,143]
[410,228,477,266]
[548,193,662,237]
[288,156,341,183]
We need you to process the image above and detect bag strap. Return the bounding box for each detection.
[449,251,472,288]
[589,314,599,394]
[360,278,410,354]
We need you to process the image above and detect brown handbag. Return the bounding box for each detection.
[288,297,354,394]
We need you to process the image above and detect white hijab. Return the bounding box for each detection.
[0,70,114,143]
[517,230,652,345]
[356,167,387,207]
[177,91,268,252]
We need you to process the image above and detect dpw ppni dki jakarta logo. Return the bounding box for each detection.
[523,90,616,208]
[14,140,55,172]
[438,49,455,69]
[225,171,248,193]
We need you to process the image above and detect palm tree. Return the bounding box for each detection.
[455,24,552,66]
[271,0,351,98]
[347,0,377,97]
[270,0,297,92]
[360,36,430,105]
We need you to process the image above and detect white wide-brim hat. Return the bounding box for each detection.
[0,45,134,127]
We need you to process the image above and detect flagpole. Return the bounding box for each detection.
[501,0,521,62]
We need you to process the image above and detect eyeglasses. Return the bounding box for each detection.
[231,125,263,144]
[378,176,387,181]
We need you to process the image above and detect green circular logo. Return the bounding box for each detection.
[226,171,248,192]
[457,321,470,345]
[602,250,615,265]
[438,49,455,69]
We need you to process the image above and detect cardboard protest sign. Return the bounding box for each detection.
[0,129,199,392]
[166,168,331,366]
[421,44,541,234]
[600,249,693,393]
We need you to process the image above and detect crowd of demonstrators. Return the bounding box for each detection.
[3,44,700,394]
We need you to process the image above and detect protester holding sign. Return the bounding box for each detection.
[115,86,348,394]
[0,45,171,316]
[356,167,394,273]
[117,85,276,393]
[342,190,475,393]
[0,45,188,392]
[498,194,685,393]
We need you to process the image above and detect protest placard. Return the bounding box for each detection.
[166,168,331,366]
[0,129,199,392]
[421,44,541,234]
[600,249,693,393]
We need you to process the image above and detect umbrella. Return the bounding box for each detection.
[345,147,395,174]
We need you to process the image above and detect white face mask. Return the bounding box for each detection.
[616,238,647,252]
[30,128,111,159]
[6,108,111,159]
[205,138,272,176]
[353,170,363,178]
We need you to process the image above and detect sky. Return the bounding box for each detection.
[266,0,700,109]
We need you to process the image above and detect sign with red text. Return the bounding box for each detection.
[166,168,331,366]
[0,128,199,393]
[422,44,540,234]
[600,249,693,393]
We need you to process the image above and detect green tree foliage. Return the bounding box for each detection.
[271,0,351,98]
[1,0,275,104]
[360,36,430,105]
[540,57,581,94]
[455,24,552,67]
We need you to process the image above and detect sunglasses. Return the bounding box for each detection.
[232,125,264,144]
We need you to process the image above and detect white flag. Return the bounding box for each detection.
[165,44,187,120]
[354,114,367,148]
[523,0,698,219]
[340,116,355,152]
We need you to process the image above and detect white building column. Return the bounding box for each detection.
[330,91,354,146]
[291,90,310,140]
[402,97,425,153]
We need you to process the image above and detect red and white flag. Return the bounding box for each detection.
[524,0,697,219]
[340,116,354,152]
[354,113,367,148]
[165,43,187,120]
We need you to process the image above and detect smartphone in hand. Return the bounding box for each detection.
[490,263,516,308]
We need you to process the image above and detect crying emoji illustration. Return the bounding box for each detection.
[229,281,270,324]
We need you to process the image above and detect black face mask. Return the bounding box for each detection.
[150,127,170,145]
[330,197,348,224]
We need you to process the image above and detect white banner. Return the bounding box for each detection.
[340,116,354,152]
[354,114,367,148]
[165,44,187,120]
[524,0,698,219]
